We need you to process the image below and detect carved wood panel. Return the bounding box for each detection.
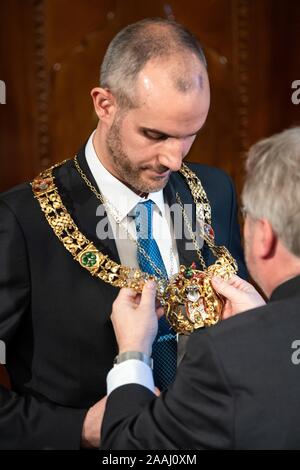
[1,0,299,193]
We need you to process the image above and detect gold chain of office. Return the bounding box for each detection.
[31,158,238,334]
[74,156,171,278]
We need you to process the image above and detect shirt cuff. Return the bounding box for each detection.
[107,359,155,395]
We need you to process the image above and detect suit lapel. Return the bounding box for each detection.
[164,171,210,270]
[55,145,121,264]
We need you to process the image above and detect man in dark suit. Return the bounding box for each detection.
[0,19,246,449]
[102,127,300,450]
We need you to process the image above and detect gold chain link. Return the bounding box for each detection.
[175,193,207,270]
[74,155,166,279]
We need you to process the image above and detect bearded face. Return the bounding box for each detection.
[106,113,172,194]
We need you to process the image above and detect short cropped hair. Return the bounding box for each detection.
[100,18,207,108]
[242,127,300,257]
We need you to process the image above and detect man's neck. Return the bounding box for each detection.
[262,251,300,298]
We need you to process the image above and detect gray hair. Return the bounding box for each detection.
[100,18,207,108]
[242,127,300,257]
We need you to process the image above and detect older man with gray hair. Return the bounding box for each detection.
[102,127,300,450]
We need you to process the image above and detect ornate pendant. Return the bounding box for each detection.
[162,261,234,334]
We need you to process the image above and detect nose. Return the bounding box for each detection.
[158,138,185,172]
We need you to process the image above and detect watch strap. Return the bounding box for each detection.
[113,351,153,368]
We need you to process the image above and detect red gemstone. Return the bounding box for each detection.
[204,223,215,239]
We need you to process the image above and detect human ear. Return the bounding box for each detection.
[258,219,277,260]
[90,87,116,122]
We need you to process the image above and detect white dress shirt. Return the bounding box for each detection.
[85,131,179,277]
[85,132,179,394]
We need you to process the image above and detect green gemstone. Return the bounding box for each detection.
[82,252,97,267]
[184,269,193,279]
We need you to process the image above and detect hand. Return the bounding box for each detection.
[111,281,161,356]
[81,395,107,449]
[211,274,266,319]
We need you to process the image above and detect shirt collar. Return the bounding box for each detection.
[85,131,166,222]
[270,274,300,302]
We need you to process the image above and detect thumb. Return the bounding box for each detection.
[140,281,157,311]
[211,276,240,301]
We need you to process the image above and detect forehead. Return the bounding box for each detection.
[127,58,210,135]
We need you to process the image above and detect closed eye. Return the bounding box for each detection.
[142,129,169,141]
[141,126,201,141]
[144,131,169,140]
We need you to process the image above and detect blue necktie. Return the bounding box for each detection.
[134,199,177,390]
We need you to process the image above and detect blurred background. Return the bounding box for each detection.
[0,0,299,385]
[0,0,299,196]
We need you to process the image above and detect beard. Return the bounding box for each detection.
[106,115,170,194]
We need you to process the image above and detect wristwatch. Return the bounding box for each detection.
[113,351,153,369]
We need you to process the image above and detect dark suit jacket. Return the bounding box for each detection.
[102,275,300,450]
[0,146,246,449]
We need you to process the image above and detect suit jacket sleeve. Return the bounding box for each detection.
[101,329,234,450]
[0,200,87,450]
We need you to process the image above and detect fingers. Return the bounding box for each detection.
[117,287,138,301]
[112,288,138,316]
[226,274,242,285]
[226,274,253,290]
[140,281,157,311]
[156,306,164,318]
[154,387,161,397]
[212,276,241,300]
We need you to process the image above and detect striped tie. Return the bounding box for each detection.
[134,200,177,390]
